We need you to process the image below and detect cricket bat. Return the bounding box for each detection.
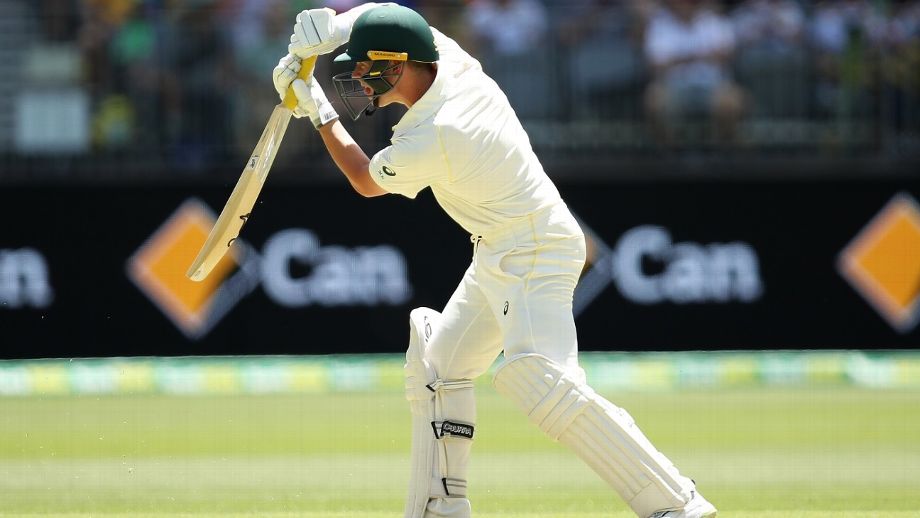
[186,56,317,282]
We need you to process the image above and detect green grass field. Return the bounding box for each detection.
[1,386,918,517]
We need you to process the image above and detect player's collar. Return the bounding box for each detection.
[392,64,446,136]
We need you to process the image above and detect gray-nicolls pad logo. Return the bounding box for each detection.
[382,165,396,176]
[503,301,509,315]
[573,215,763,316]
[437,420,474,440]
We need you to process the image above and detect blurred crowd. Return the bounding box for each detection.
[463,0,920,149]
[6,0,920,171]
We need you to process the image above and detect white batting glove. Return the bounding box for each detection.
[289,8,350,59]
[290,77,339,129]
[272,53,301,101]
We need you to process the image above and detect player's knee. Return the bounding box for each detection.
[405,307,441,403]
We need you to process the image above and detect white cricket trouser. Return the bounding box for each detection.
[426,202,586,381]
[410,201,698,518]
[404,202,586,518]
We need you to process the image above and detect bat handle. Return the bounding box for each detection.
[283,55,318,110]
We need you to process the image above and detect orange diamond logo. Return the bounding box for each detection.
[838,192,920,333]
[127,199,245,339]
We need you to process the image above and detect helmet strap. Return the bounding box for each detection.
[365,98,378,117]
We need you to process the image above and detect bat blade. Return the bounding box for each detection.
[186,56,317,282]
[186,105,292,281]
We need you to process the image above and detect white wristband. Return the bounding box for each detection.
[312,102,339,129]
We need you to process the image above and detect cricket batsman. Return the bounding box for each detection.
[272,3,717,517]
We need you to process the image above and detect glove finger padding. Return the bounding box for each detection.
[291,77,339,129]
[289,8,348,59]
[272,54,301,100]
[294,9,326,46]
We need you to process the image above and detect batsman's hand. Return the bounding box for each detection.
[272,54,337,128]
[272,53,303,101]
[289,8,350,59]
[290,76,339,129]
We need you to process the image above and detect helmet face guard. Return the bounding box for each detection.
[332,60,405,120]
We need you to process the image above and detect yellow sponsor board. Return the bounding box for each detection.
[288,363,329,393]
[894,357,920,386]
[115,361,156,393]
[27,364,69,395]
[202,363,242,394]
[804,354,847,384]
[719,357,759,386]
[634,360,674,390]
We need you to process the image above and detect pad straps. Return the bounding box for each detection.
[428,378,475,496]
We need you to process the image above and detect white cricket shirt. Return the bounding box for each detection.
[368,28,562,237]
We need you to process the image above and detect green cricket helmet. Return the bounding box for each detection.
[332,4,439,120]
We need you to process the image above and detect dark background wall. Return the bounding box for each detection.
[2,177,917,359]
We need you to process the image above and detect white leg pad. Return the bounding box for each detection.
[493,353,694,517]
[404,307,475,518]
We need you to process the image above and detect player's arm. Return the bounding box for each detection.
[318,120,386,198]
[274,57,385,198]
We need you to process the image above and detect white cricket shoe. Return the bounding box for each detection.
[646,490,717,518]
